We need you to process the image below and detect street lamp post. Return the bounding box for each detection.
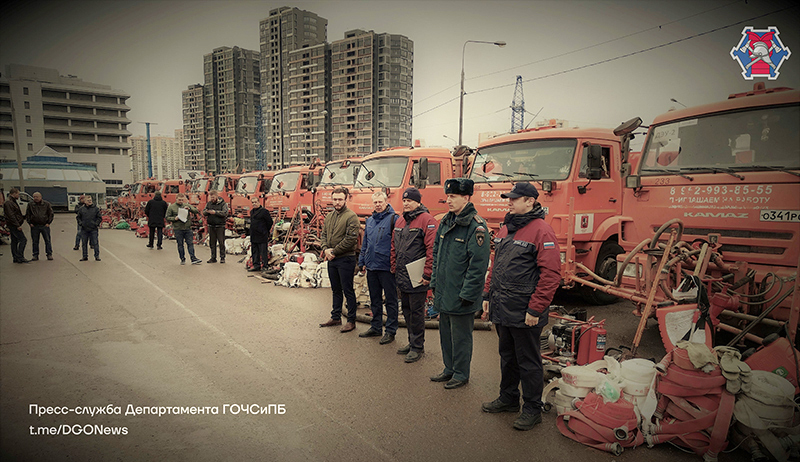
[458,40,506,146]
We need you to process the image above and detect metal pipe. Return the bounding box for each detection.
[720,309,785,328]
[716,322,764,345]
[727,285,794,346]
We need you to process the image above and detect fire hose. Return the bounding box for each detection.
[647,347,736,462]
[556,392,643,456]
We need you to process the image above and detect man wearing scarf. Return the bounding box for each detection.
[480,182,561,431]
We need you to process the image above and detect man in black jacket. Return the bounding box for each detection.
[248,198,273,272]
[73,195,85,251]
[25,192,54,261]
[203,190,229,263]
[76,196,102,261]
[3,188,28,263]
[144,191,168,250]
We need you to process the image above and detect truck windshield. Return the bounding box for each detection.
[192,179,208,192]
[320,162,360,186]
[355,157,407,188]
[471,139,577,182]
[269,172,300,193]
[236,176,259,194]
[210,177,226,191]
[640,105,799,174]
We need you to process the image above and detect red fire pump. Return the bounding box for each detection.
[543,307,608,372]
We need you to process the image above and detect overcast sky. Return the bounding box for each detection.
[2,0,798,150]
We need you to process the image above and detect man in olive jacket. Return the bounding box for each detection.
[319,187,361,333]
[430,178,490,389]
[165,193,202,265]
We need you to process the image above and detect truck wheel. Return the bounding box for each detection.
[583,241,623,305]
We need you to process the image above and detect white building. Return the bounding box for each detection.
[0,64,132,196]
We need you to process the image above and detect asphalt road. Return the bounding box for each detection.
[0,214,744,461]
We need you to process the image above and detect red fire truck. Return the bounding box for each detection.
[313,158,361,215]
[349,147,457,221]
[604,83,800,346]
[263,165,324,221]
[230,170,276,219]
[468,125,625,304]
[160,179,190,205]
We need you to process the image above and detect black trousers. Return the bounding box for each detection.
[251,242,267,269]
[496,323,544,414]
[208,226,225,259]
[328,255,357,323]
[148,225,163,247]
[400,290,427,352]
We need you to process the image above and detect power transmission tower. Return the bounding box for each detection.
[510,76,525,133]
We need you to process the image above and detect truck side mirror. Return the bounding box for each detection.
[586,145,603,180]
[415,158,429,189]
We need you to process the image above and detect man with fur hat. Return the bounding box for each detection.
[391,187,438,363]
[480,182,560,431]
[429,178,490,389]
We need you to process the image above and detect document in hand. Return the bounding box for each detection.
[177,207,189,223]
[405,257,426,288]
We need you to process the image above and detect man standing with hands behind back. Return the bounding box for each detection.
[429,178,490,389]
[480,182,560,431]
[319,187,361,333]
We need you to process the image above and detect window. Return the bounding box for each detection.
[112,163,115,174]
[410,161,441,186]
[578,146,611,178]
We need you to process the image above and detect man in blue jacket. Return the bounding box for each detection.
[358,191,398,345]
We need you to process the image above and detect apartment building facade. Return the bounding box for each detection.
[259,6,328,168]
[129,131,184,181]
[202,46,261,174]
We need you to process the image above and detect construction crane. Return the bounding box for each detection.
[510,76,525,133]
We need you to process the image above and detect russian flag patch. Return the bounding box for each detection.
[543,242,556,249]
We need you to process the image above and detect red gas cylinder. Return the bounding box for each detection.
[577,325,607,365]
[744,336,800,393]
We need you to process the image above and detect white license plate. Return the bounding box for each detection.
[759,210,800,222]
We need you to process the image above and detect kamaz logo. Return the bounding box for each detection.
[684,212,749,219]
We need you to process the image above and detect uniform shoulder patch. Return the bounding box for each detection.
[543,241,556,249]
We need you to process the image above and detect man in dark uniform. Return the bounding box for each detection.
[4,188,28,263]
[430,178,490,389]
[391,187,438,363]
[480,182,561,431]
[248,198,273,272]
[144,191,168,249]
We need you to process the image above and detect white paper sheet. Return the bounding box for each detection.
[177,207,189,223]
[406,257,426,288]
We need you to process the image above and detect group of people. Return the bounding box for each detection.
[2,189,102,263]
[143,190,274,269]
[317,179,561,431]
